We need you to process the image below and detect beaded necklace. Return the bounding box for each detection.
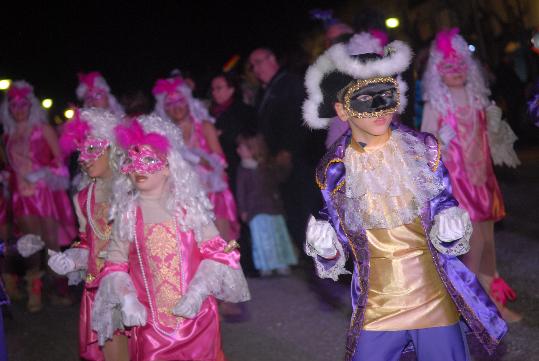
[86,181,111,241]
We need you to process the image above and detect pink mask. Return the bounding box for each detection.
[165,92,186,107]
[8,86,32,110]
[8,99,31,111]
[437,57,467,76]
[84,89,108,103]
[121,144,167,175]
[79,137,109,162]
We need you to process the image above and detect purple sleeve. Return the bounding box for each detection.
[429,158,459,222]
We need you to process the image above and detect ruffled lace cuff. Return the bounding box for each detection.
[91,271,133,345]
[430,207,472,256]
[305,240,350,281]
[194,259,250,303]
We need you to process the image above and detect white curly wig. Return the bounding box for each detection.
[73,108,123,191]
[110,113,214,242]
[0,80,47,135]
[153,77,215,124]
[422,30,490,116]
[76,73,125,117]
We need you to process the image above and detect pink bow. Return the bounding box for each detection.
[152,77,184,96]
[114,118,170,155]
[78,71,102,89]
[7,86,31,102]
[436,28,460,59]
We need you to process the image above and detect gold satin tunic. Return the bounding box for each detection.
[363,217,459,331]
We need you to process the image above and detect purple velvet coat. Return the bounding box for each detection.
[314,124,507,361]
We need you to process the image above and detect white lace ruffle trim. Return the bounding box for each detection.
[343,131,443,230]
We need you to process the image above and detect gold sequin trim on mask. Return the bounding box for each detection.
[343,77,400,119]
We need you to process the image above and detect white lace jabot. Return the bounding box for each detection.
[343,130,443,230]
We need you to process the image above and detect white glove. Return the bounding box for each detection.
[437,208,470,242]
[438,125,456,146]
[430,207,472,256]
[181,148,202,165]
[306,215,338,259]
[172,259,250,319]
[16,234,45,257]
[172,288,206,319]
[25,168,48,183]
[47,250,76,275]
[120,293,147,327]
[486,102,502,132]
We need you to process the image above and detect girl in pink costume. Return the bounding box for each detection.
[0,80,77,312]
[421,28,521,322]
[91,115,250,361]
[152,77,240,242]
[48,108,129,360]
[77,71,125,117]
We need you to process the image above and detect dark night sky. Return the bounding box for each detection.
[0,1,349,114]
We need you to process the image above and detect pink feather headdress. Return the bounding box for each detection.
[435,28,460,60]
[7,85,32,103]
[59,109,91,155]
[114,118,170,155]
[78,71,103,90]
[152,77,184,97]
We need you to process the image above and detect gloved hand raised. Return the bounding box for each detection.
[47,249,76,275]
[306,215,338,259]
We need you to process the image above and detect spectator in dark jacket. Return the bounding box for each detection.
[248,47,325,255]
[210,72,256,193]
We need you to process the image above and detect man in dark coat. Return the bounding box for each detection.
[248,48,325,258]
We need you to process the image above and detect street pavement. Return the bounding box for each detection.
[4,146,539,361]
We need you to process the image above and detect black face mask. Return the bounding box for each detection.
[341,77,400,118]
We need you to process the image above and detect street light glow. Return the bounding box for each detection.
[64,109,75,119]
[385,18,400,29]
[0,79,11,90]
[468,44,476,52]
[42,99,53,109]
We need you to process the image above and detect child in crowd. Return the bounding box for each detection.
[236,132,298,277]
[91,115,250,361]
[48,108,129,361]
[152,76,240,243]
[303,35,506,360]
[421,28,521,322]
[0,80,76,312]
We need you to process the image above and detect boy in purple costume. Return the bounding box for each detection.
[302,37,506,361]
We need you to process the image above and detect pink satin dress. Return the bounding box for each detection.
[74,185,115,361]
[127,208,237,361]
[188,122,239,240]
[6,125,76,245]
[440,107,505,222]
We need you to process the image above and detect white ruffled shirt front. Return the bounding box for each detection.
[343,131,444,230]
